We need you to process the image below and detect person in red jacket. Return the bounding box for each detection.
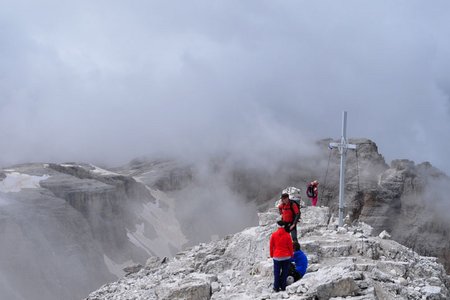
[270,220,294,292]
[278,193,300,243]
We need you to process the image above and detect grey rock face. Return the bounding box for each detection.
[39,163,158,261]
[345,156,450,272]
[113,159,194,191]
[0,187,115,300]
[0,162,185,300]
[86,206,449,300]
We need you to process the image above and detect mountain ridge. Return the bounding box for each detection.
[85,206,450,299]
[1,138,449,299]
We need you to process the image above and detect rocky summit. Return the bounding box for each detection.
[86,206,449,300]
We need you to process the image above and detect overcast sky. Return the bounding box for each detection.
[1,0,450,173]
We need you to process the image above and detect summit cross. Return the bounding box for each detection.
[329,111,357,227]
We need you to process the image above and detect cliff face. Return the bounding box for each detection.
[86,206,449,300]
[347,159,450,273]
[0,162,187,300]
[40,163,159,261]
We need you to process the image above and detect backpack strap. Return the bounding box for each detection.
[306,185,313,197]
[290,200,301,224]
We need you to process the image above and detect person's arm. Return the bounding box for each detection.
[269,235,274,258]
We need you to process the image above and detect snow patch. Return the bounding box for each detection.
[60,163,78,168]
[90,165,120,176]
[0,172,49,193]
[103,255,133,278]
[126,187,188,257]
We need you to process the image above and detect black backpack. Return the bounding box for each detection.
[306,184,316,198]
[290,200,301,219]
[288,262,302,281]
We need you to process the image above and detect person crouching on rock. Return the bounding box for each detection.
[270,220,294,292]
[287,241,308,285]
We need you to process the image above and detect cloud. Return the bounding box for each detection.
[1,0,450,173]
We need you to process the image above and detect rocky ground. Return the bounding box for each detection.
[86,206,450,300]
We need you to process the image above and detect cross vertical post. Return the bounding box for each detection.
[329,111,357,227]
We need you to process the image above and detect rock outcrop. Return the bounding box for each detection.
[343,154,450,273]
[86,206,449,300]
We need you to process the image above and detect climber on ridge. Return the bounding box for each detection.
[278,193,300,243]
[306,180,319,206]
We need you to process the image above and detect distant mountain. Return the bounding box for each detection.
[0,162,187,300]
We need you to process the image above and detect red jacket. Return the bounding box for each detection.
[270,227,294,258]
[278,202,300,224]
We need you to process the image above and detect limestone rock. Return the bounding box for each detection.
[378,230,391,239]
[86,207,449,300]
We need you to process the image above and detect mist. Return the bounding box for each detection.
[1,0,450,175]
[423,175,450,226]
[3,2,450,296]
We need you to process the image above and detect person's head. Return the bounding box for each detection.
[293,241,301,251]
[313,180,319,186]
[281,193,290,203]
[277,220,287,227]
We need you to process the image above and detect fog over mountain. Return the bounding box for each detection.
[1,2,450,299]
[1,0,450,176]
[0,138,449,299]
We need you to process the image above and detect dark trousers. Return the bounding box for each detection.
[290,224,298,243]
[273,259,291,291]
[289,262,303,281]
